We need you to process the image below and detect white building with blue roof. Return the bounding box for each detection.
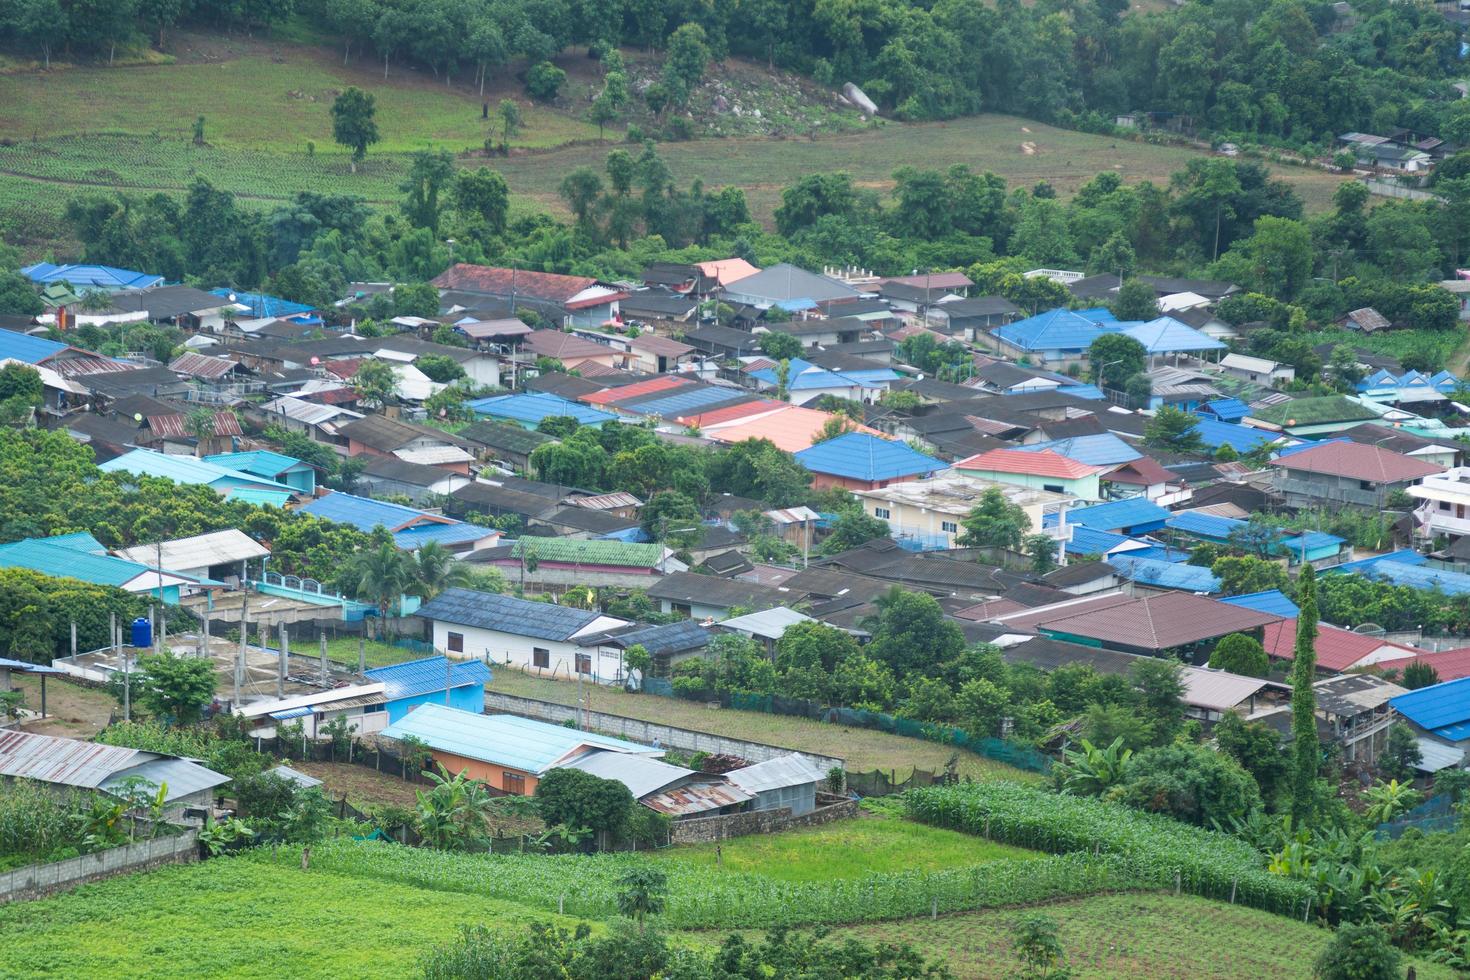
[364,655,492,723]
[297,491,500,553]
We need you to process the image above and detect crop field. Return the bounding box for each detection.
[652,809,1037,883]
[487,667,1041,782]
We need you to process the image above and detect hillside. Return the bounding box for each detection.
[0,32,1347,252]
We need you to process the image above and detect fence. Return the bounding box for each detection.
[848,767,949,797]
[0,832,198,904]
[1375,793,1459,840]
[482,691,844,771]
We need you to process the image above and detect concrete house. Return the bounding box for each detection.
[853,474,1073,551]
[953,448,1106,501]
[1270,442,1442,511]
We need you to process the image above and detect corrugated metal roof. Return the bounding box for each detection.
[0,729,143,788]
[114,529,268,570]
[227,488,293,508]
[1166,511,1244,540]
[1035,592,1281,650]
[1391,676,1470,734]
[509,538,666,569]
[204,450,309,477]
[1017,433,1142,467]
[0,536,172,589]
[1045,498,1169,532]
[1120,316,1226,354]
[1107,555,1221,593]
[415,588,604,641]
[1188,418,1284,453]
[956,448,1104,480]
[364,656,492,700]
[726,753,830,793]
[1220,590,1300,618]
[563,751,699,799]
[719,607,814,639]
[992,309,1107,351]
[298,491,452,533]
[100,449,294,492]
[103,756,232,802]
[794,432,943,482]
[466,393,615,426]
[379,705,658,774]
[168,352,240,379]
[642,779,754,815]
[1179,667,1273,712]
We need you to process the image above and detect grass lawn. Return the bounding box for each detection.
[8,675,114,739]
[654,810,1036,883]
[811,893,1458,979]
[283,634,431,669]
[487,667,1042,783]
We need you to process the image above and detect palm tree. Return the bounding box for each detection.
[616,867,668,934]
[342,541,413,635]
[406,541,476,601]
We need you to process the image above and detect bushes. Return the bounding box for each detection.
[904,782,1312,915]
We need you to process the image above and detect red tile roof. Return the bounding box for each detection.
[1374,647,1470,682]
[1105,456,1177,486]
[1261,619,1424,673]
[430,264,596,304]
[1270,442,1443,484]
[524,330,618,361]
[956,448,1104,480]
[1035,592,1283,651]
[580,375,689,406]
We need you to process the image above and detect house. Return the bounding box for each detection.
[1260,619,1425,673]
[370,336,501,388]
[682,323,763,359]
[647,571,785,619]
[1244,396,1380,438]
[717,607,815,653]
[337,415,475,473]
[953,448,1106,501]
[1106,555,1221,594]
[1270,441,1442,511]
[721,263,863,310]
[1410,466,1470,544]
[1389,676,1470,770]
[696,258,761,289]
[748,357,899,405]
[1043,497,1170,536]
[109,284,232,332]
[1103,455,1185,503]
[853,474,1073,551]
[592,620,712,678]
[363,655,492,724]
[430,265,623,327]
[378,704,661,795]
[987,309,1107,366]
[203,451,317,495]
[113,529,268,591]
[456,420,555,472]
[474,538,685,590]
[21,262,163,292]
[1219,353,1295,386]
[774,316,879,349]
[704,405,882,453]
[1250,674,1406,766]
[726,754,831,816]
[298,492,500,553]
[627,332,696,373]
[1030,591,1282,660]
[100,449,298,506]
[1179,666,1285,723]
[1041,560,1121,596]
[567,752,754,819]
[1340,307,1394,333]
[0,533,202,604]
[1120,316,1227,360]
[357,456,473,504]
[466,393,616,431]
[413,588,633,683]
[209,288,318,321]
[449,481,559,524]
[929,296,1021,338]
[1343,424,1462,471]
[525,330,628,372]
[0,729,229,822]
[793,432,943,491]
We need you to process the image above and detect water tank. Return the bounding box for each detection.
[131,617,152,649]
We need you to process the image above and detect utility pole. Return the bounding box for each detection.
[277,622,288,699]
[121,622,130,722]
[358,632,366,675]
[445,653,452,707]
[235,592,248,709]
[319,629,328,687]
[155,539,165,655]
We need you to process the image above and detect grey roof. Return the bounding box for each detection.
[647,572,784,610]
[362,454,464,487]
[457,420,556,456]
[725,263,861,304]
[103,756,232,802]
[727,753,830,792]
[415,588,601,641]
[0,729,142,788]
[562,751,699,799]
[1042,561,1116,588]
[267,765,323,788]
[599,619,712,655]
[536,505,638,534]
[453,482,558,518]
[939,296,1022,318]
[109,285,228,318]
[998,636,1143,676]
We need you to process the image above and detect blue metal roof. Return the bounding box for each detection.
[794,432,943,482]
[393,522,497,549]
[467,393,615,427]
[1074,308,1119,323]
[992,309,1108,352]
[204,450,310,476]
[1200,398,1250,422]
[298,491,486,549]
[270,706,315,720]
[1018,433,1141,466]
[1107,555,1221,592]
[0,536,162,588]
[1328,550,1429,576]
[227,488,293,508]
[1391,677,1470,735]
[1336,557,1470,597]
[1123,544,1192,563]
[1119,316,1226,354]
[1187,418,1284,453]
[1220,590,1300,618]
[625,386,749,417]
[208,288,314,318]
[365,656,492,700]
[0,330,68,364]
[1053,383,1106,401]
[1046,497,1170,531]
[22,262,163,290]
[100,449,295,492]
[379,704,657,774]
[1061,525,1143,557]
[416,588,600,641]
[45,531,106,554]
[1166,511,1244,540]
[1280,530,1345,552]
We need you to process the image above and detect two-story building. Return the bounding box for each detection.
[1270,442,1442,512]
[1410,466,1470,546]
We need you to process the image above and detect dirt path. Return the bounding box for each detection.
[11,675,114,738]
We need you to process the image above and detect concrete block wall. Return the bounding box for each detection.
[0,831,198,904]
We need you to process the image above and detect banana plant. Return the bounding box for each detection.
[1053,737,1132,797]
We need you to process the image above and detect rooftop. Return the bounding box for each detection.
[415,588,607,641]
[794,432,943,482]
[1391,677,1470,740]
[854,473,1072,516]
[1034,592,1282,651]
[363,656,493,700]
[379,704,658,774]
[1270,441,1443,483]
[956,447,1104,480]
[1248,396,1379,428]
[466,393,616,427]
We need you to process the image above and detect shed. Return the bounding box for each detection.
[726,753,831,816]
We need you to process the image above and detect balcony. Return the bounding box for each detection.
[1415,502,1470,538]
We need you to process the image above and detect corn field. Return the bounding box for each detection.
[904,783,1313,916]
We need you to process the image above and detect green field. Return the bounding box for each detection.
[651,809,1036,883]
[487,666,1042,782]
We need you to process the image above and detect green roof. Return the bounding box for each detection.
[511,537,665,568]
[458,420,557,455]
[1250,396,1378,426]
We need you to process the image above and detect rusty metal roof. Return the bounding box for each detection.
[641,779,754,815]
[0,729,144,788]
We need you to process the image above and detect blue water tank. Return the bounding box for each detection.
[131,617,152,649]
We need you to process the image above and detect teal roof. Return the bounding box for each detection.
[44,531,107,555]
[101,449,295,493]
[379,704,658,774]
[204,450,311,477]
[0,537,157,588]
[227,488,294,507]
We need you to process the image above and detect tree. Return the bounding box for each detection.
[758,331,802,361]
[400,149,456,233]
[1053,737,1132,797]
[1025,533,1057,575]
[1214,712,1289,809]
[1313,923,1400,980]
[416,354,465,384]
[350,358,398,409]
[1290,565,1319,826]
[133,651,217,724]
[640,490,703,550]
[819,509,891,554]
[498,99,523,140]
[330,88,380,172]
[661,23,710,108]
[0,363,43,427]
[453,168,509,235]
[1378,722,1423,782]
[1143,406,1204,453]
[534,767,633,839]
[1208,633,1269,678]
[1011,915,1067,979]
[1130,658,1185,744]
[958,487,1030,550]
[1119,742,1261,826]
[526,62,567,101]
[1211,555,1289,597]
[1400,661,1439,690]
[775,620,859,674]
[864,588,964,676]
[615,867,667,934]
[1087,333,1146,389]
[559,167,605,232]
[340,541,412,629]
[1111,279,1160,321]
[406,541,475,601]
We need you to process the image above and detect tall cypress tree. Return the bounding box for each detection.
[1290,565,1320,826]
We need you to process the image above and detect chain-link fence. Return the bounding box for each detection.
[1375,793,1459,840]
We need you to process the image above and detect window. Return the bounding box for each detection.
[503,772,526,795]
[532,647,550,668]
[941,520,958,533]
[1359,480,1374,491]
[1441,501,1452,512]
[1043,483,1064,493]
[576,653,592,675]
[874,507,891,519]
[446,631,464,654]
